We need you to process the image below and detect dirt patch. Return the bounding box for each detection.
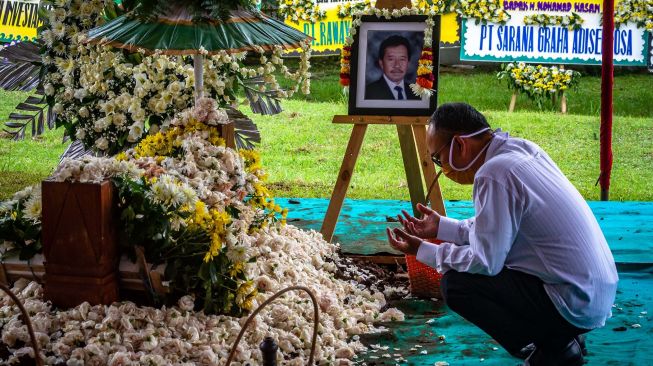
[332,256,409,301]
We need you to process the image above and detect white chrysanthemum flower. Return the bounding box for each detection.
[148,175,184,208]
[94,117,111,132]
[112,113,126,127]
[23,188,42,223]
[95,137,109,150]
[409,83,432,98]
[127,122,144,142]
[11,185,34,202]
[78,106,89,118]
[75,127,86,140]
[73,88,87,101]
[43,83,55,96]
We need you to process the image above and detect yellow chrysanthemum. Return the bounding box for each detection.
[417,65,432,75]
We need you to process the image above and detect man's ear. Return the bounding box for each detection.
[453,135,470,157]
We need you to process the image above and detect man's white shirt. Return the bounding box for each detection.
[417,130,618,329]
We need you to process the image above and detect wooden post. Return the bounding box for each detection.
[559,64,568,114]
[397,125,426,217]
[320,124,368,242]
[509,92,517,112]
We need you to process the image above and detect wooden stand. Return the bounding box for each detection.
[508,91,567,113]
[320,115,446,243]
[41,180,120,308]
[509,64,569,114]
[509,92,518,112]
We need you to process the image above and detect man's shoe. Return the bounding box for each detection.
[513,343,536,360]
[523,338,584,366]
[576,334,588,356]
[515,335,587,360]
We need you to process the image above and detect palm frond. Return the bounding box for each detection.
[225,107,261,150]
[0,41,42,92]
[2,91,53,141]
[58,139,103,163]
[0,41,57,140]
[242,76,283,115]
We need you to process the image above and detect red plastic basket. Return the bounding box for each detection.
[405,239,443,299]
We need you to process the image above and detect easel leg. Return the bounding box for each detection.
[413,125,446,216]
[320,124,368,242]
[509,92,517,112]
[561,93,567,114]
[397,125,426,217]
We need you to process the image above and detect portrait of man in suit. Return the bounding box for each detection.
[365,35,421,100]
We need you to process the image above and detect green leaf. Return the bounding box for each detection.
[198,261,211,282]
[121,206,136,221]
[209,261,219,284]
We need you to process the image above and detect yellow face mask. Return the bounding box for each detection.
[441,161,476,185]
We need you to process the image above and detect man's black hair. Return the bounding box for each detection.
[378,35,411,61]
[429,103,491,135]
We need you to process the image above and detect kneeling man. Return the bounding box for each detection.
[387,103,618,366]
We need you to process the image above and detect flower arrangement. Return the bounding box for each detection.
[0,98,409,363]
[497,62,581,108]
[0,186,42,261]
[411,15,437,97]
[47,99,280,316]
[337,0,374,19]
[339,45,352,87]
[414,0,448,14]
[339,6,438,98]
[523,12,584,30]
[277,0,326,23]
[337,0,449,20]
[450,0,511,25]
[615,0,653,32]
[41,0,312,155]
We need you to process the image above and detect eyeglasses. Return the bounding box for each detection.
[430,143,449,167]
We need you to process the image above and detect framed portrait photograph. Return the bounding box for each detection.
[348,15,440,116]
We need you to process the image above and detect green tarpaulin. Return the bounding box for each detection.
[278,198,653,365]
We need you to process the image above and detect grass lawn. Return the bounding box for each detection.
[1,62,652,201]
[254,100,653,201]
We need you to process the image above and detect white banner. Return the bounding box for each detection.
[460,1,648,65]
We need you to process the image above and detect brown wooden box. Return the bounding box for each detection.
[41,180,120,308]
[0,254,167,296]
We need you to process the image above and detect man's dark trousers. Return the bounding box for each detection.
[440,268,589,356]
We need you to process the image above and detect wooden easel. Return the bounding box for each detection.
[320,0,445,243]
[320,115,446,242]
